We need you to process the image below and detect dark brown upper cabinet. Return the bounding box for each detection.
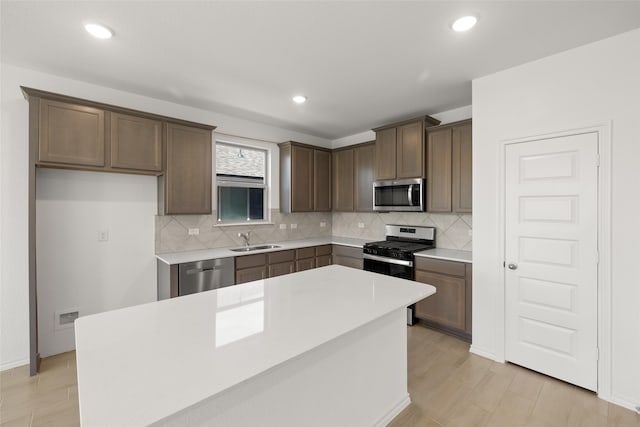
[38,98,106,167]
[452,122,472,213]
[161,122,213,215]
[313,149,332,212]
[332,148,354,211]
[22,87,216,215]
[426,119,472,213]
[333,141,376,212]
[279,141,331,213]
[354,142,376,212]
[110,112,162,172]
[373,115,440,180]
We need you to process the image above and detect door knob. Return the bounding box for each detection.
[508,263,518,270]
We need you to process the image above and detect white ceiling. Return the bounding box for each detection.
[2,1,640,140]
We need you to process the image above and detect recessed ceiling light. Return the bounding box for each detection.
[85,23,113,39]
[452,16,477,32]
[292,95,307,104]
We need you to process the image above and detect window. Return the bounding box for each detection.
[216,142,267,223]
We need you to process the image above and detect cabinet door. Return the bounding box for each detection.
[110,112,162,172]
[316,254,332,268]
[236,266,266,284]
[268,261,295,278]
[296,258,315,272]
[427,128,453,212]
[164,123,212,215]
[375,127,397,179]
[452,122,472,213]
[291,145,314,212]
[314,149,332,211]
[332,149,354,211]
[415,270,465,331]
[396,121,424,178]
[354,142,375,212]
[39,99,105,166]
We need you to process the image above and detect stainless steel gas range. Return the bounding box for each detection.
[363,224,435,325]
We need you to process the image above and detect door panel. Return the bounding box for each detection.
[505,132,598,391]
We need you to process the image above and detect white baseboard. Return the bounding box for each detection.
[1,358,29,372]
[599,393,640,414]
[374,394,411,427]
[469,345,501,362]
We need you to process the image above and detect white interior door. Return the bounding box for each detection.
[505,132,598,391]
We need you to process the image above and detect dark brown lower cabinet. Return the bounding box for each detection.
[414,257,472,341]
[331,245,363,269]
[296,247,316,272]
[315,245,332,267]
[235,253,267,285]
[267,250,295,278]
[233,244,336,284]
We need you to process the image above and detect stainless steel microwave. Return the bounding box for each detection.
[373,178,425,212]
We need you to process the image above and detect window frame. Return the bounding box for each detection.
[215,141,269,225]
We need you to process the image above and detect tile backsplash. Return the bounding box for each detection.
[156,210,472,253]
[332,212,472,250]
[156,209,332,253]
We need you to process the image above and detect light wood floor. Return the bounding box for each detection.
[390,326,640,427]
[1,326,639,426]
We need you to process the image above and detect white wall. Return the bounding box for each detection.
[0,63,332,370]
[472,28,640,409]
[36,169,157,357]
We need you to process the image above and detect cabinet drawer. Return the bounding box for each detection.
[415,257,466,277]
[296,258,315,272]
[269,261,295,278]
[332,245,363,259]
[333,255,363,270]
[236,254,266,269]
[268,250,295,264]
[315,245,332,256]
[296,247,315,260]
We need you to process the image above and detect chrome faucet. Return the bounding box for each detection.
[238,231,251,247]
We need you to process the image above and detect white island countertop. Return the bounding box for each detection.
[75,265,435,426]
[156,236,371,265]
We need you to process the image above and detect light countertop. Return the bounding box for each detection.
[156,236,371,265]
[74,265,435,426]
[415,248,472,263]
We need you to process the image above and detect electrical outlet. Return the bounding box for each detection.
[188,228,199,235]
[320,222,326,228]
[98,230,109,242]
[279,224,287,230]
[358,222,365,229]
[290,223,297,229]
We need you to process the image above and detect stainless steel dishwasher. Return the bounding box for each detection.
[178,257,235,296]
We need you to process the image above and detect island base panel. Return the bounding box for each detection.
[153,309,410,427]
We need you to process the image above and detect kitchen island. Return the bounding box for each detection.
[75,265,435,426]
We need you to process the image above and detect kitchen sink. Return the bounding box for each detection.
[230,244,281,252]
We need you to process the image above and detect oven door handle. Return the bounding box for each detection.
[363,253,414,267]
